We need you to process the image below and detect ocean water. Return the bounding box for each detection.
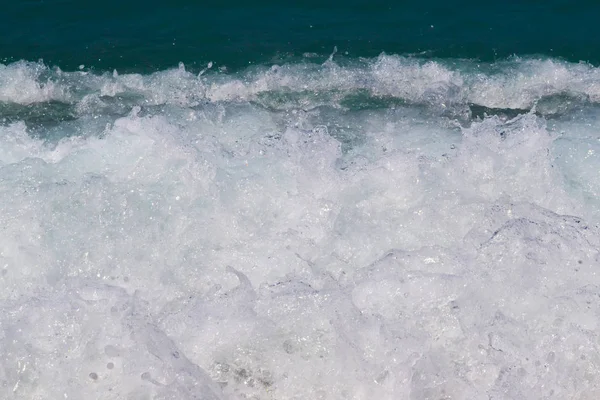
[1,2,600,400]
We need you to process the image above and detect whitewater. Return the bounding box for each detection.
[1,54,599,399]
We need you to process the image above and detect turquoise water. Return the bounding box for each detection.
[2,2,600,400]
[2,1,600,71]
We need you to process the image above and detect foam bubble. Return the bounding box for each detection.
[0,61,69,105]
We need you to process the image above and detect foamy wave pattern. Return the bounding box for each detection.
[1,56,600,399]
[2,55,600,111]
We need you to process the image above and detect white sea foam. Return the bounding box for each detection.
[3,55,600,112]
[0,61,70,105]
[0,57,599,399]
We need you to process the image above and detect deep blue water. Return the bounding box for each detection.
[2,0,600,71]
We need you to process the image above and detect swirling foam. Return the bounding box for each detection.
[0,57,599,399]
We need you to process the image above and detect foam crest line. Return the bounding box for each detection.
[2,55,600,115]
[0,56,599,399]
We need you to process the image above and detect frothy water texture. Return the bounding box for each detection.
[1,55,600,399]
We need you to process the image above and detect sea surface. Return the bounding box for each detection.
[1,2,600,399]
